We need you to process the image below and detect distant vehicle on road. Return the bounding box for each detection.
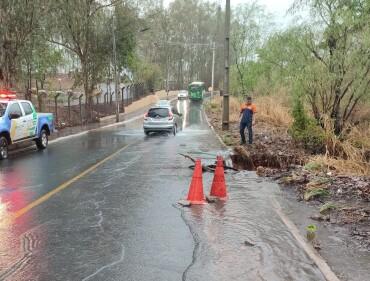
[0,90,54,159]
[155,99,171,108]
[143,104,182,136]
[188,82,205,101]
[177,90,188,100]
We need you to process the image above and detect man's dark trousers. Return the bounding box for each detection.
[240,122,253,144]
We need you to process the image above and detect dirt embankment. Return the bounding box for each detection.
[205,99,370,250]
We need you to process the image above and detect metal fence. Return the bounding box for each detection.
[27,82,154,129]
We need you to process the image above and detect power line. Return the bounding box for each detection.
[155,41,222,48]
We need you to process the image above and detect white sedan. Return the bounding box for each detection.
[177,90,188,100]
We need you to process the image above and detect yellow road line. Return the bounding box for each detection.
[7,144,130,222]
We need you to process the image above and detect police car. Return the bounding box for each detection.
[0,89,55,159]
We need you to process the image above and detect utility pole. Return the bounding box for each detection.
[112,9,119,123]
[166,55,170,98]
[211,42,216,99]
[222,0,230,131]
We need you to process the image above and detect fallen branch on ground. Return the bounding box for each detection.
[179,153,239,172]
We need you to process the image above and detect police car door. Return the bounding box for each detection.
[21,101,37,138]
[8,102,25,141]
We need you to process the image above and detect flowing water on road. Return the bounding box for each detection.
[179,169,326,281]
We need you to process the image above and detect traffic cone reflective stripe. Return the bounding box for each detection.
[210,156,228,199]
[186,159,206,204]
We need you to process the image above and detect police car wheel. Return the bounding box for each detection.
[36,130,48,150]
[0,136,9,160]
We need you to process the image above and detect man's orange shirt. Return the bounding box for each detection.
[240,103,257,114]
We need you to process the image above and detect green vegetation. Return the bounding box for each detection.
[319,202,337,214]
[304,162,323,172]
[0,0,137,103]
[306,224,317,242]
[304,188,330,201]
[289,98,326,153]
[222,134,234,146]
[227,1,370,156]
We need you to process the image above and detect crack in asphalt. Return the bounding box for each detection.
[0,222,52,281]
[172,203,200,281]
[0,231,40,281]
[81,243,125,281]
[90,199,105,230]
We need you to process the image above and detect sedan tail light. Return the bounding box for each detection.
[144,112,148,120]
[168,112,174,120]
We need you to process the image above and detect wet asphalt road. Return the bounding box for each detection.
[0,100,329,281]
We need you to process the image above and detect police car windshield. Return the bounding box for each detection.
[0,102,7,117]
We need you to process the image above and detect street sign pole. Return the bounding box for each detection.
[222,0,230,130]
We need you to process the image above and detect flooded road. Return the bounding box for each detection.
[180,172,325,281]
[0,100,366,280]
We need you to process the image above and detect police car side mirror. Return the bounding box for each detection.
[9,113,21,119]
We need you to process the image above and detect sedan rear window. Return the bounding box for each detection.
[148,108,169,118]
[0,103,7,117]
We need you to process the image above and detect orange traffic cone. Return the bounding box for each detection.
[210,156,228,200]
[186,159,206,204]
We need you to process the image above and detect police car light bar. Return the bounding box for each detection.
[0,89,17,99]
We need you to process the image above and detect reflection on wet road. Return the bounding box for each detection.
[0,100,352,280]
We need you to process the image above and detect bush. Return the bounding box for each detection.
[289,98,326,153]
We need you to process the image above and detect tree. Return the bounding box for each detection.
[114,3,137,72]
[46,0,123,109]
[20,35,64,91]
[292,0,370,133]
[0,0,44,88]
[136,0,220,89]
[230,2,270,96]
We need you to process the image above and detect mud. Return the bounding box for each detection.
[207,108,306,170]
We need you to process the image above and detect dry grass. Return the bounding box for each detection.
[207,96,241,122]
[254,95,293,127]
[309,118,370,176]
[309,155,370,176]
[207,94,293,127]
[229,96,241,122]
[323,117,370,158]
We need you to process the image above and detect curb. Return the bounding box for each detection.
[272,198,341,281]
[203,108,228,148]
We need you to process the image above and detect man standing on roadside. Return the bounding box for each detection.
[240,96,257,145]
